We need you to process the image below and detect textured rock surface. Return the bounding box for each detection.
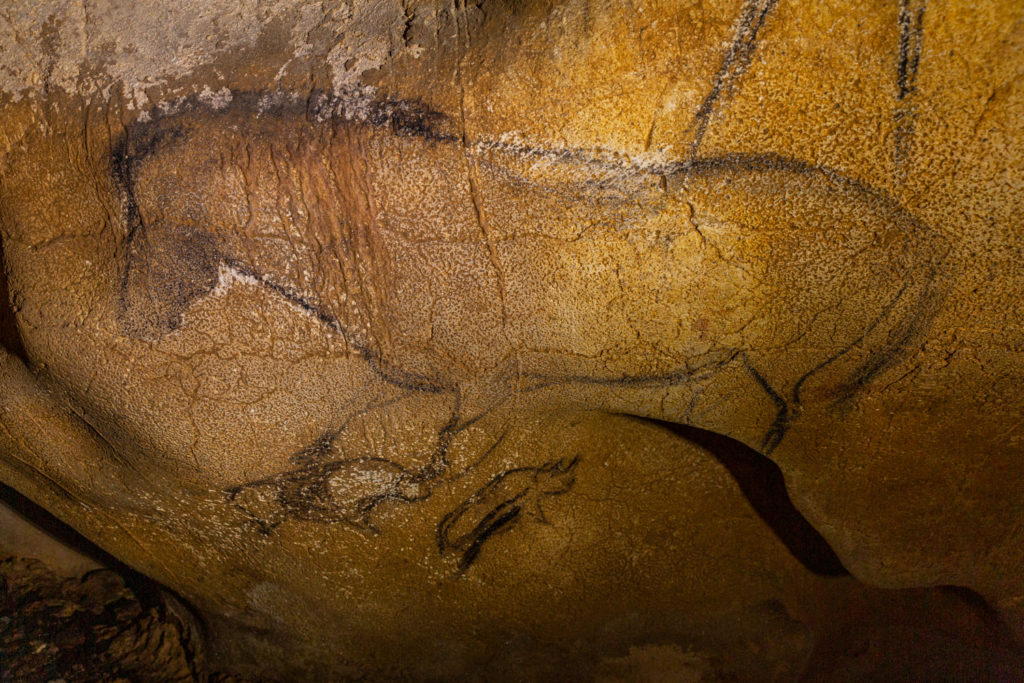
[1,0,1023,678]
[0,557,202,681]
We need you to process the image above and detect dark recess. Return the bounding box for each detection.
[0,482,169,608]
[0,483,212,680]
[633,416,849,576]
[0,237,28,362]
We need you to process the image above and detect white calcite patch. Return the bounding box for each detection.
[210,262,262,298]
[198,85,233,110]
[0,0,417,104]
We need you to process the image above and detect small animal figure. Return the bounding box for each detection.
[226,456,431,535]
[437,455,580,572]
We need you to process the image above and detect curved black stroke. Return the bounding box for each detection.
[894,0,926,179]
[897,0,926,102]
[688,0,780,157]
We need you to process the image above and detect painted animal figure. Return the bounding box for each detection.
[438,455,580,571]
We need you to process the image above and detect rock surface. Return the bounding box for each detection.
[1,0,1023,678]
